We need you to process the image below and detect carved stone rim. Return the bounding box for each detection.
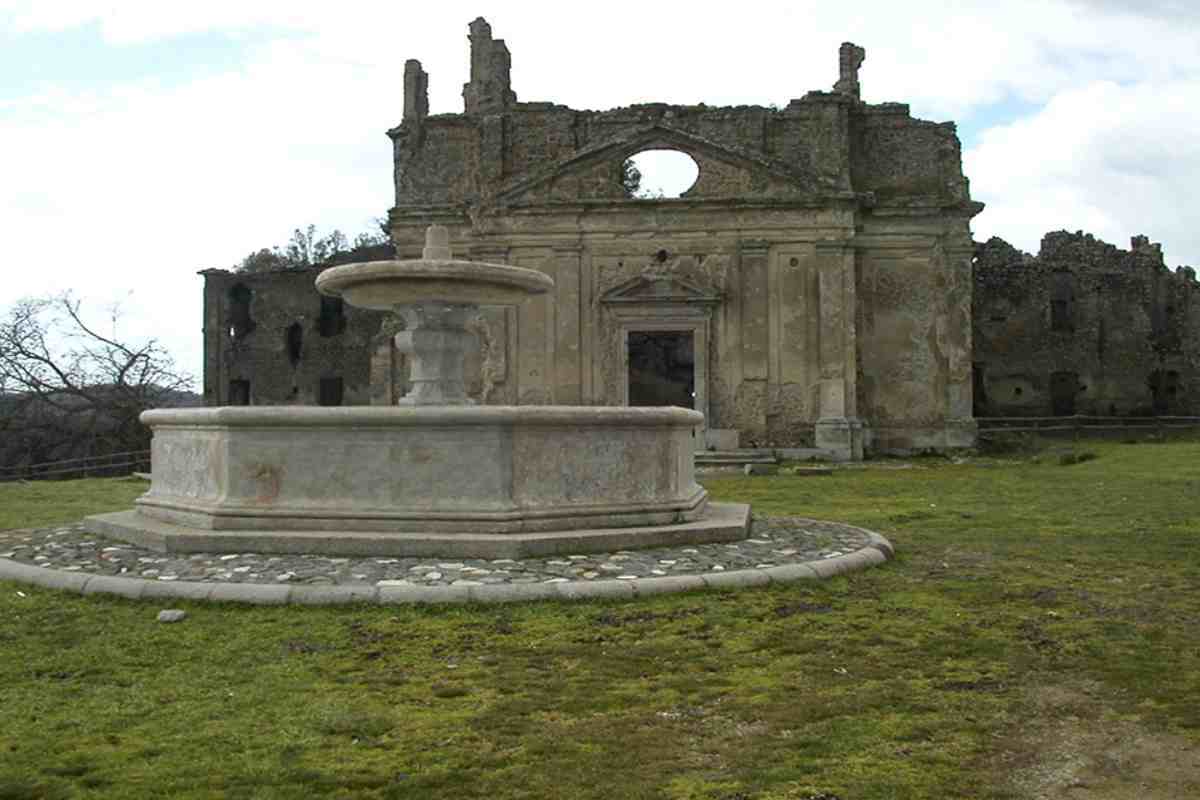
[315,258,553,299]
[140,405,705,429]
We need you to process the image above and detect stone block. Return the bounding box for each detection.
[467,582,558,604]
[633,575,706,596]
[553,580,635,601]
[21,567,92,594]
[700,569,772,590]
[141,580,214,601]
[289,584,379,605]
[0,559,52,586]
[207,583,292,605]
[377,583,470,604]
[761,563,820,582]
[81,575,147,600]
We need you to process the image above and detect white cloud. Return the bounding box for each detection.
[966,78,1200,268]
[0,34,396,384]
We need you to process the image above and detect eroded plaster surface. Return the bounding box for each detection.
[202,17,991,457]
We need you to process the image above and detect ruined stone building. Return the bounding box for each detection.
[974,232,1200,417]
[202,17,983,460]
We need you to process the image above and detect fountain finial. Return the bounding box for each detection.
[422,225,453,260]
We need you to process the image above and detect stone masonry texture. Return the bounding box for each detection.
[198,17,1199,457]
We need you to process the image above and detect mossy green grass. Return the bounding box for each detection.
[1,439,1197,798]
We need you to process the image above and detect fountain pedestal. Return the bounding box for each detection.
[393,303,476,405]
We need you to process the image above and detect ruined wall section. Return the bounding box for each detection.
[848,102,979,451]
[854,216,977,452]
[378,20,984,455]
[390,97,866,210]
[850,104,973,208]
[201,267,383,407]
[974,232,1200,416]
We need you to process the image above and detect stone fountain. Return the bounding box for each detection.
[87,226,750,558]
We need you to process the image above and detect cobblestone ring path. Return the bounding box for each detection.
[0,515,894,605]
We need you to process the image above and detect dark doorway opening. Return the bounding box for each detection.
[228,379,250,406]
[1149,369,1180,415]
[319,376,344,407]
[228,284,255,340]
[1050,371,1078,416]
[318,296,346,337]
[286,322,303,368]
[628,331,694,408]
[972,362,988,417]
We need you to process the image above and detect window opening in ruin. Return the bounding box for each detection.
[286,322,303,368]
[228,284,255,340]
[319,376,344,407]
[622,150,699,199]
[1050,272,1075,332]
[1050,371,1078,416]
[1150,370,1181,415]
[628,331,694,408]
[972,363,988,417]
[228,379,250,406]
[1050,300,1070,331]
[318,295,347,337]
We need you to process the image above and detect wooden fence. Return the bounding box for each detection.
[0,450,151,482]
[976,415,1200,438]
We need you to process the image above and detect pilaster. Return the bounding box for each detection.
[814,239,864,460]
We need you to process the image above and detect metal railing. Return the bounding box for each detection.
[0,449,151,482]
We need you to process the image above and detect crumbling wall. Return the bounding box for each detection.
[973,232,1200,416]
[201,267,379,406]
[380,17,981,455]
[203,17,984,458]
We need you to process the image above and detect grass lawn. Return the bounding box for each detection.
[1,438,1198,799]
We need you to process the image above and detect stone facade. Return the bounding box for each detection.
[974,232,1200,417]
[202,17,986,458]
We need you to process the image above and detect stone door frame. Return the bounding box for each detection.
[614,312,711,437]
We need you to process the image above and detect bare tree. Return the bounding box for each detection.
[0,294,193,468]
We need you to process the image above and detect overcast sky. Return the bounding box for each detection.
[2,0,1198,387]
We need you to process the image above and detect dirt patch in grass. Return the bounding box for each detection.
[998,683,1200,799]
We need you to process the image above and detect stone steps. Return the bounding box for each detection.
[694,450,779,467]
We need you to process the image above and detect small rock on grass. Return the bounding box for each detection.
[157,609,187,624]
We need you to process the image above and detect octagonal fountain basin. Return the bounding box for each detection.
[85,405,750,559]
[86,225,751,558]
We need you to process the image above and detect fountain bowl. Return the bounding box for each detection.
[316,257,553,310]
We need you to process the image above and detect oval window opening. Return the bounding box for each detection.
[622,149,699,199]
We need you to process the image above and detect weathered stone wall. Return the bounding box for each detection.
[974,232,1200,416]
[381,17,983,457]
[201,17,986,458]
[200,265,383,407]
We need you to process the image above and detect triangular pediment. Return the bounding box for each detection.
[494,123,821,204]
[600,273,722,305]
